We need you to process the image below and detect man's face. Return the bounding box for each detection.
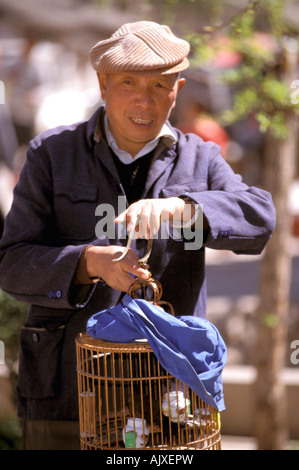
[98,72,185,156]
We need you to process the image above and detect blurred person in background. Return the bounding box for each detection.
[0,42,23,236]
[0,21,275,450]
[175,101,230,158]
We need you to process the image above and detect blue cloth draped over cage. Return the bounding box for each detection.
[86,294,227,412]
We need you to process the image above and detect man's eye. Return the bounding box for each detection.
[155,82,164,88]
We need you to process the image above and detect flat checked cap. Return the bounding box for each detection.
[90,21,190,75]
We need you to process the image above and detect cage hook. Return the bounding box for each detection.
[113,215,153,267]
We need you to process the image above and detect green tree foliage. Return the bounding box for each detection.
[184,0,299,139]
[0,290,27,449]
[0,289,27,370]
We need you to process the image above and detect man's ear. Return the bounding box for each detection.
[170,78,186,112]
[177,77,186,92]
[97,73,107,100]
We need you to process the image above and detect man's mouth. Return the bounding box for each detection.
[130,117,153,125]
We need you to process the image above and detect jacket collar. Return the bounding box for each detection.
[87,105,178,195]
[86,105,105,149]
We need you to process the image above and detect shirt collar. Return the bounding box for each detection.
[103,110,177,165]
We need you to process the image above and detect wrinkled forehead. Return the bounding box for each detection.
[101,71,181,85]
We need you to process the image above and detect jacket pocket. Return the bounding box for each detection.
[54,181,98,241]
[17,325,66,399]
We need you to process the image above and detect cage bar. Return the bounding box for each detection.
[76,333,221,450]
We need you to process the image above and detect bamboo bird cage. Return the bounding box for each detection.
[76,333,221,450]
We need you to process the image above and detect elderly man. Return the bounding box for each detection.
[0,21,275,449]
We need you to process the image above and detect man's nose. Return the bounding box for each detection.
[134,87,154,106]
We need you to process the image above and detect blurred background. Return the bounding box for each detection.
[0,0,298,450]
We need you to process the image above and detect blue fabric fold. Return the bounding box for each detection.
[86,294,227,411]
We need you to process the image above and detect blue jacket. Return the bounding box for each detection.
[0,106,275,419]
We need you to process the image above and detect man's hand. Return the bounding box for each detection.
[85,245,150,293]
[115,197,195,239]
[85,198,195,292]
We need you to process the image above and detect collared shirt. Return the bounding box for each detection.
[103,112,177,164]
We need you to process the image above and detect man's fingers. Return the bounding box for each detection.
[120,251,150,278]
[115,198,188,239]
[115,202,163,239]
[115,207,140,233]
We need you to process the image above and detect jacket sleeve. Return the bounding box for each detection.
[0,143,95,308]
[182,144,276,255]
